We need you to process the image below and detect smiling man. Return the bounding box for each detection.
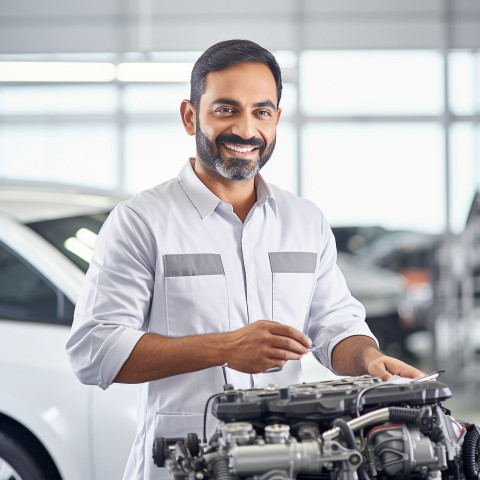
[66,39,424,480]
[190,62,278,183]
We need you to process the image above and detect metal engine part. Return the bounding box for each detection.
[367,424,446,477]
[152,376,478,479]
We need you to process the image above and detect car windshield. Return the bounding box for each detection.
[27,213,109,273]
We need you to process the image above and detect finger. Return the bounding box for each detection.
[268,321,312,348]
[269,334,310,354]
[268,347,305,362]
[383,358,426,379]
[395,366,426,379]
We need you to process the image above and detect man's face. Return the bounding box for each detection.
[194,62,281,181]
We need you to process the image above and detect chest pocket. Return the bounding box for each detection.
[164,253,229,336]
[269,252,317,331]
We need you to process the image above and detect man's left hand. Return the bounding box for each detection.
[331,335,426,381]
[366,353,426,382]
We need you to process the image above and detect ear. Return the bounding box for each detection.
[275,107,282,126]
[180,100,196,136]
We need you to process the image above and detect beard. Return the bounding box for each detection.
[195,117,276,181]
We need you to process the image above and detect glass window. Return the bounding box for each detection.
[0,243,63,324]
[0,123,117,189]
[123,84,190,114]
[302,122,445,233]
[301,50,444,115]
[28,213,110,273]
[261,122,297,193]
[278,82,296,118]
[0,85,118,115]
[450,123,479,233]
[449,51,480,115]
[125,122,195,192]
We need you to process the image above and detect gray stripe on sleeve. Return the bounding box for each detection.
[269,252,317,273]
[164,253,224,277]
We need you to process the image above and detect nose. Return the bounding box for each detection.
[231,112,256,140]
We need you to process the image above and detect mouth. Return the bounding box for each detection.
[222,143,260,156]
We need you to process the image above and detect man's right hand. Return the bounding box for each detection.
[114,320,311,384]
[222,320,311,374]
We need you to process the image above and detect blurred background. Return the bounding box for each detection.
[1,1,480,477]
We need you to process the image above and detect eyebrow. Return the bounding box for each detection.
[211,98,277,111]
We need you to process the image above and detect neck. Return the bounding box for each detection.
[192,158,257,222]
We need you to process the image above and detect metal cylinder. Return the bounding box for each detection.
[265,424,290,444]
[229,441,322,475]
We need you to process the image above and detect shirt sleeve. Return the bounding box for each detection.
[66,203,156,389]
[306,215,378,374]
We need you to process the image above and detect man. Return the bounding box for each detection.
[66,39,424,479]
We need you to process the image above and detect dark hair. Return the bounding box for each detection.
[190,39,283,109]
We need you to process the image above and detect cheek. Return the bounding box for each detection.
[260,126,277,144]
[199,123,217,142]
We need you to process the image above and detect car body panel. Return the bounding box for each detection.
[0,321,92,480]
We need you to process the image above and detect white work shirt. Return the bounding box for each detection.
[67,159,375,480]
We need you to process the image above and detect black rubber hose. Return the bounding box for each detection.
[212,456,235,480]
[388,407,421,424]
[333,418,356,449]
[332,418,372,480]
[296,422,321,441]
[462,425,480,480]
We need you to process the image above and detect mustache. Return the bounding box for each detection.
[215,133,265,149]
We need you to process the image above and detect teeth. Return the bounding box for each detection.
[224,144,256,153]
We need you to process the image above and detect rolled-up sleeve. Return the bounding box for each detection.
[66,203,156,389]
[306,216,377,373]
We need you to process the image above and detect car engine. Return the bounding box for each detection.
[152,375,480,479]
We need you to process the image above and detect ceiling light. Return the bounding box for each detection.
[0,62,116,82]
[116,62,193,82]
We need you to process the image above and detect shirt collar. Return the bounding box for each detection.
[178,158,277,219]
[178,159,220,219]
[255,171,277,216]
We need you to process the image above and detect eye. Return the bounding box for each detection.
[255,109,272,117]
[215,107,234,114]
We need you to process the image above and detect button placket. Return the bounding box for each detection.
[241,208,261,325]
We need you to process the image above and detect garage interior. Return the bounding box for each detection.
[1,0,480,476]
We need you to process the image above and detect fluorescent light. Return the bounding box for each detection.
[0,62,116,82]
[116,62,193,82]
[0,61,192,83]
[76,228,98,249]
[64,237,95,263]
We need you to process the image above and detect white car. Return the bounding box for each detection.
[0,182,411,480]
[0,183,137,480]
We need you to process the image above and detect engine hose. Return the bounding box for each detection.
[212,456,235,480]
[462,425,480,480]
[332,418,356,449]
[388,407,421,424]
[296,422,321,441]
[324,407,419,442]
[331,418,372,480]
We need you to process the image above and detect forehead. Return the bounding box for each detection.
[201,62,277,106]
